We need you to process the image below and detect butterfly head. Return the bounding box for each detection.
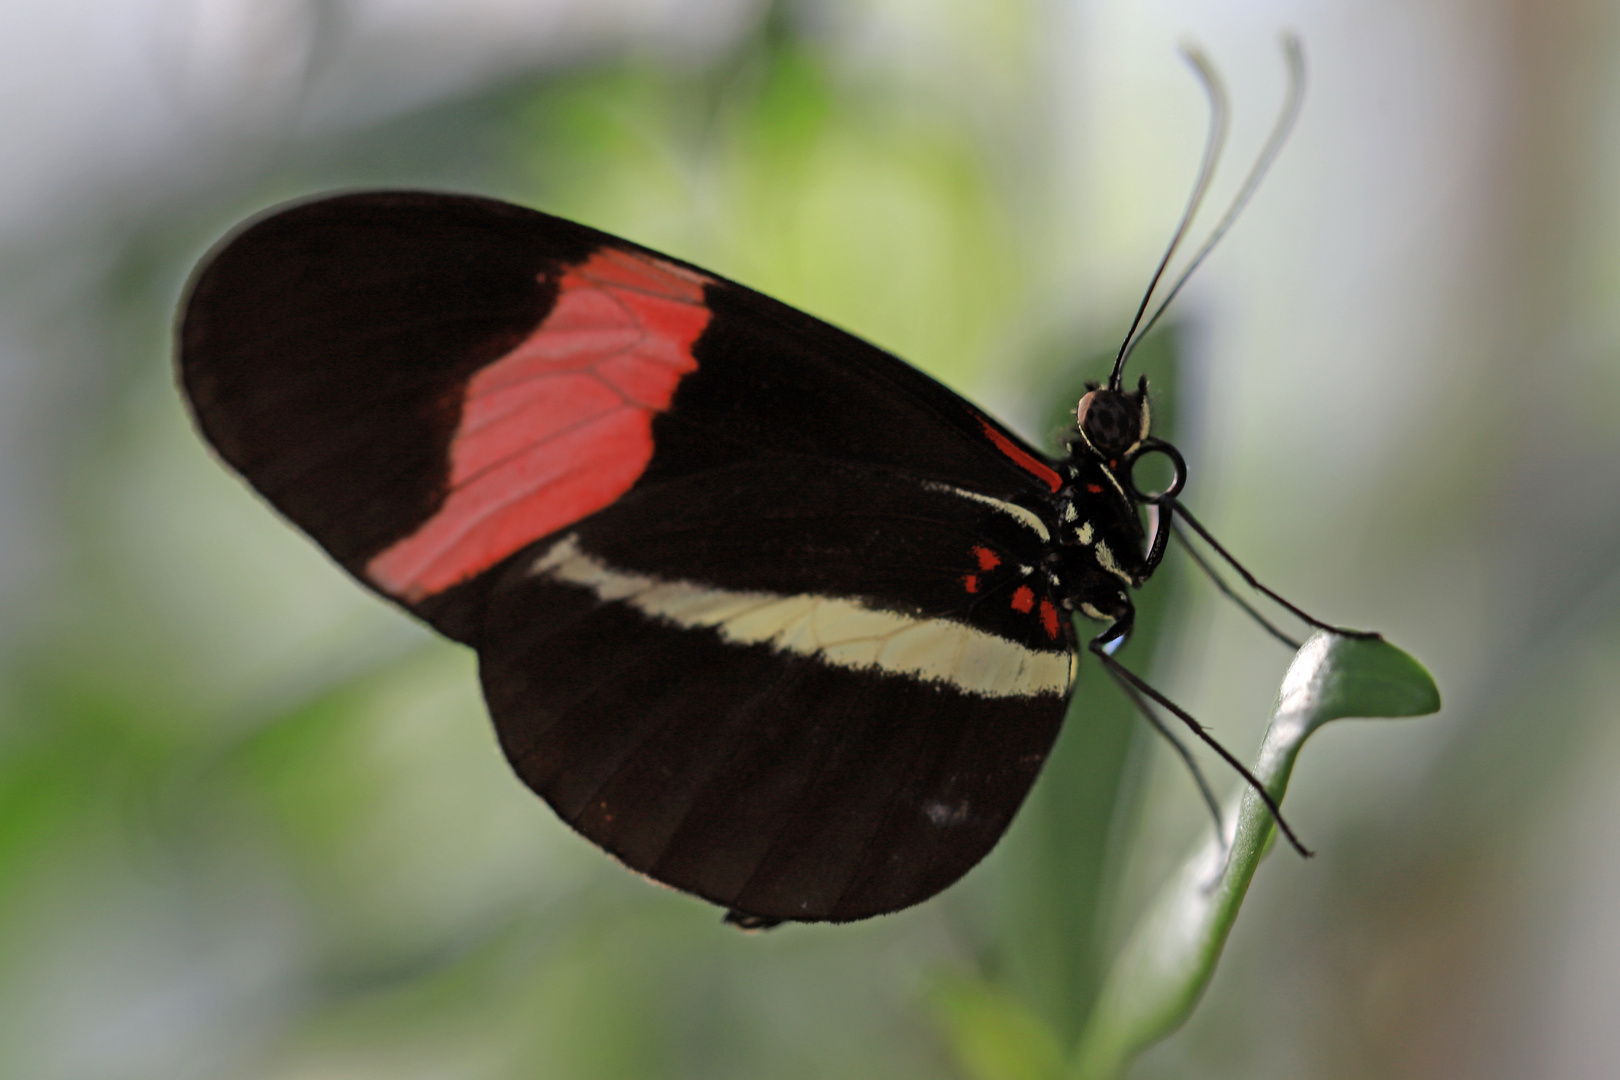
[1074,374,1150,459]
[1060,374,1184,591]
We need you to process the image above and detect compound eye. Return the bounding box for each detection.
[1076,389,1139,456]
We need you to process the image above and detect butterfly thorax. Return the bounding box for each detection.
[1045,379,1164,625]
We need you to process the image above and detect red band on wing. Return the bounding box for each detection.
[1010,585,1035,614]
[977,418,1061,493]
[367,248,711,600]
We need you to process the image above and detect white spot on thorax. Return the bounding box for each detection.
[1097,465,1127,501]
[1093,539,1131,585]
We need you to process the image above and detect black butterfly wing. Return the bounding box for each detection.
[179,190,1077,922]
[480,460,1074,922]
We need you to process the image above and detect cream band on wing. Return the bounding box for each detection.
[531,536,1075,699]
[919,482,1051,541]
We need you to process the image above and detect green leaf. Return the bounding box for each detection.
[1066,633,1440,1080]
[927,974,1066,1080]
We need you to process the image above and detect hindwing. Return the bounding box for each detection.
[479,466,1073,921]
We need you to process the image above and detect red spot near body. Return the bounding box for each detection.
[973,546,1001,571]
[963,574,979,594]
[1086,483,1104,494]
[367,248,711,600]
[977,417,1061,493]
[1010,585,1035,614]
[1039,599,1060,640]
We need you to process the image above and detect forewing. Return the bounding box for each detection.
[178,191,1062,640]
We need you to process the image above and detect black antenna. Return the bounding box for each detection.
[1119,34,1307,368]
[1108,47,1229,392]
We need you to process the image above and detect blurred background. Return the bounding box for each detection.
[2,0,1618,1077]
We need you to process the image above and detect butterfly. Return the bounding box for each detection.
[178,188,1211,924]
[176,36,1331,932]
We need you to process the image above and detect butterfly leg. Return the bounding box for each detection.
[1167,500,1379,642]
[1110,673,1230,858]
[1168,519,1301,649]
[1087,617,1313,858]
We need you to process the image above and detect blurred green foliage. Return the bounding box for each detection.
[0,6,1450,1080]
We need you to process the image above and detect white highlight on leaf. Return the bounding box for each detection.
[531,536,1074,698]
